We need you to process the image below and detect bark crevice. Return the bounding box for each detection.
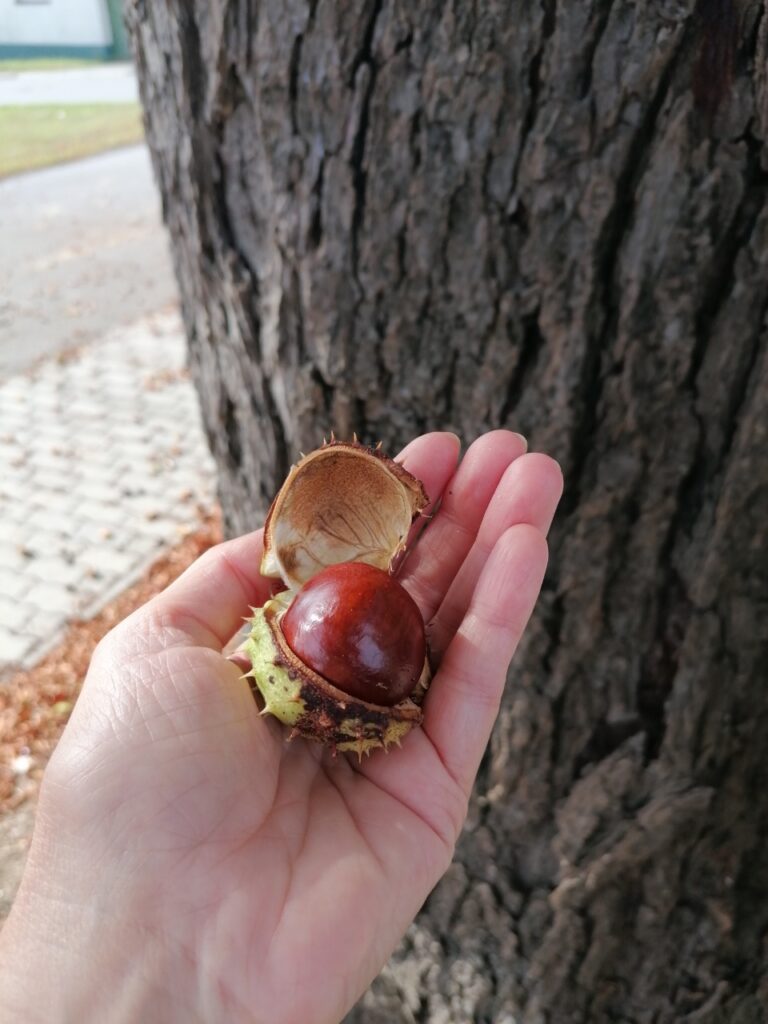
[348,0,384,288]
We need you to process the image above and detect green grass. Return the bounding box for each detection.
[0,58,98,73]
[0,104,144,178]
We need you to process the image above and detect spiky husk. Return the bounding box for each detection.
[245,596,430,757]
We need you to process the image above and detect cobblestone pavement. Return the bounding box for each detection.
[0,311,217,672]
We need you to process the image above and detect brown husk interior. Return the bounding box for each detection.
[261,441,428,590]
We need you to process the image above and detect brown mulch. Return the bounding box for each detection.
[0,510,223,814]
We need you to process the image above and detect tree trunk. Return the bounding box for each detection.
[128,1,768,1020]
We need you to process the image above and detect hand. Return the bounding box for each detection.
[0,432,562,1024]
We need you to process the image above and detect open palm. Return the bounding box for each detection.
[11,431,562,1024]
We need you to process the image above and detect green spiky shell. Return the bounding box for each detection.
[245,595,430,757]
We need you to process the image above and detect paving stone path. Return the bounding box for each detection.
[0,310,217,672]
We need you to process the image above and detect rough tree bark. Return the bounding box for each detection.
[127,1,768,1020]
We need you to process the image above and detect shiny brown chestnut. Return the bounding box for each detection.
[281,562,426,707]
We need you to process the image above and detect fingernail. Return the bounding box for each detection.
[513,432,528,453]
[445,432,462,456]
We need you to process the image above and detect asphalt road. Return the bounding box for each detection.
[0,62,138,105]
[0,144,178,378]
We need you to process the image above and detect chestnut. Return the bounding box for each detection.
[244,440,432,755]
[281,562,426,706]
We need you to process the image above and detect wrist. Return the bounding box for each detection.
[0,834,201,1024]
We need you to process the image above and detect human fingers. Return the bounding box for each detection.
[398,430,528,620]
[421,524,548,798]
[427,453,562,663]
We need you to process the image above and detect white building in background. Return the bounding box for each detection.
[0,0,129,60]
